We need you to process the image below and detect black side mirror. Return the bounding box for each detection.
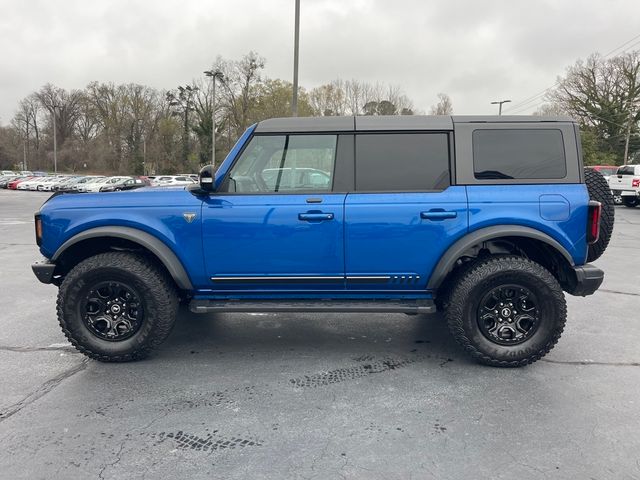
[199,165,215,192]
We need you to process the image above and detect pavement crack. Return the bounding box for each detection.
[598,288,640,297]
[98,439,126,480]
[0,344,77,353]
[0,358,89,422]
[541,359,640,367]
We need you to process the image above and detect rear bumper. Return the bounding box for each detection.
[565,264,604,297]
[32,261,56,284]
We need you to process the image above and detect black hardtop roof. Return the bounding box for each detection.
[254,115,576,133]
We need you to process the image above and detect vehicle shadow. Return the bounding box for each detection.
[157,306,467,364]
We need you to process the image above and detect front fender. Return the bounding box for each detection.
[51,226,193,290]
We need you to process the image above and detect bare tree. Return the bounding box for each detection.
[429,93,453,115]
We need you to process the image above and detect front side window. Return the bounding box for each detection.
[355,133,450,191]
[225,134,336,193]
[473,129,566,180]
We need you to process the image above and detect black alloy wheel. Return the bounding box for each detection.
[477,284,539,346]
[83,281,144,341]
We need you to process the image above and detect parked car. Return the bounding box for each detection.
[77,177,110,193]
[42,176,79,191]
[8,176,34,189]
[16,177,44,190]
[609,164,640,207]
[1,170,16,176]
[62,176,104,192]
[261,167,331,191]
[0,175,18,188]
[151,175,196,187]
[32,115,613,367]
[99,177,150,192]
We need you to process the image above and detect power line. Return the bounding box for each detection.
[503,32,640,114]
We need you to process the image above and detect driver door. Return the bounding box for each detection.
[202,134,347,292]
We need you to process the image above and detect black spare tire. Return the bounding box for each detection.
[584,167,614,262]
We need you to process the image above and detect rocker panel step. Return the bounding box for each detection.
[189,299,436,314]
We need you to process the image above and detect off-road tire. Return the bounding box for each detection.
[623,197,638,208]
[57,252,178,362]
[584,168,614,262]
[445,256,566,367]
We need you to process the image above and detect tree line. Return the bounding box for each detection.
[1,49,637,174]
[0,52,426,174]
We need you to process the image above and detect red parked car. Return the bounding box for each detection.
[8,176,34,189]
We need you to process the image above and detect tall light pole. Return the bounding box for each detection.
[491,99,511,116]
[204,70,224,168]
[291,0,300,117]
[51,104,60,173]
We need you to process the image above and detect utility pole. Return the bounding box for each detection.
[491,99,511,115]
[51,105,59,173]
[204,70,224,168]
[623,109,633,165]
[291,0,300,117]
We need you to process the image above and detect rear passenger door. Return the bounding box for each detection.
[344,132,468,292]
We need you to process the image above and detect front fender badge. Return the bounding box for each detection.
[183,212,196,223]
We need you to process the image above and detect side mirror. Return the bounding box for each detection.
[199,165,215,192]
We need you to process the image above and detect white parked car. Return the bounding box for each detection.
[151,175,196,187]
[17,178,44,190]
[1,170,16,176]
[77,177,111,193]
[85,176,131,193]
[69,176,104,192]
[81,177,114,193]
[35,177,67,191]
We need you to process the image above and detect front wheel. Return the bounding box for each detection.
[57,252,178,362]
[623,197,638,208]
[445,256,566,367]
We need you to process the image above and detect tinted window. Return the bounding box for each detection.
[616,165,636,176]
[226,134,336,193]
[355,133,450,191]
[473,129,566,180]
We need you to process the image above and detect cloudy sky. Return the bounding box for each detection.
[0,0,638,124]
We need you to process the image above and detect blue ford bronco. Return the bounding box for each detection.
[32,115,614,367]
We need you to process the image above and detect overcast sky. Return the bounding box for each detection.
[0,0,638,124]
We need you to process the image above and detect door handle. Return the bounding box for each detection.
[421,210,457,220]
[298,212,334,222]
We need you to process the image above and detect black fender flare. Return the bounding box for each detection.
[427,225,575,290]
[51,226,194,290]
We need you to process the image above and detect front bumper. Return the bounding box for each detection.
[32,261,56,284]
[565,264,604,297]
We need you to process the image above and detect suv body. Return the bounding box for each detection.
[31,116,608,366]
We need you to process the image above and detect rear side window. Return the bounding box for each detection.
[616,165,636,176]
[355,133,450,191]
[473,129,566,180]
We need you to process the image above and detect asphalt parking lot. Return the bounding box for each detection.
[0,189,639,479]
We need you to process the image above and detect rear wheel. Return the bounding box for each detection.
[57,252,178,362]
[445,256,566,367]
[612,191,623,205]
[623,197,638,208]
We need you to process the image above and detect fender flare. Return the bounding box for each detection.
[52,226,194,290]
[427,225,575,290]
